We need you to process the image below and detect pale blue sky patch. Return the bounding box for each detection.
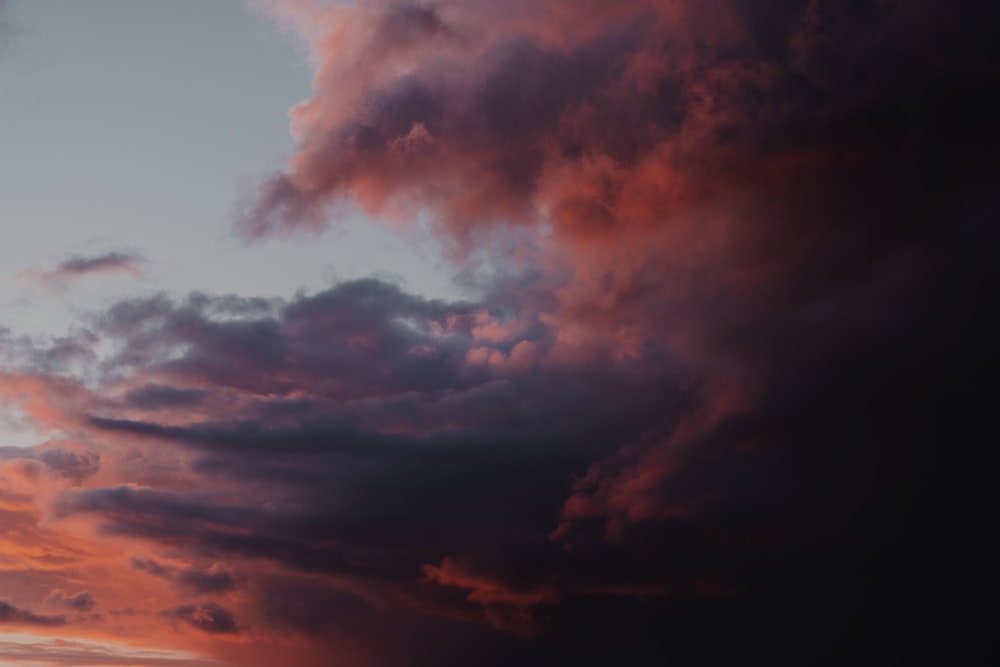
[0,0,462,345]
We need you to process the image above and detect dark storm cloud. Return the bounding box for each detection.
[5,1,995,664]
[42,275,696,645]
[65,378,671,577]
[92,279,485,400]
[231,0,999,662]
[55,226,999,660]
[239,0,999,245]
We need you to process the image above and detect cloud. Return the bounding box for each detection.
[44,589,96,612]
[130,558,238,595]
[0,600,66,626]
[239,0,998,252]
[16,251,146,291]
[161,602,239,635]
[0,443,100,487]
[1,1,998,665]
[233,0,999,660]
[36,446,100,485]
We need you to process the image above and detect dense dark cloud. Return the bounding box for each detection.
[2,1,998,665]
[231,0,999,662]
[92,279,479,399]
[0,600,67,626]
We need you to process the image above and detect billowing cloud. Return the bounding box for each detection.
[1,1,998,666]
[240,0,998,258]
[220,0,995,662]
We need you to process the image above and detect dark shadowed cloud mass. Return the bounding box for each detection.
[2,1,999,666]
[0,599,66,626]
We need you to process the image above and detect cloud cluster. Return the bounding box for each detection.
[2,1,998,665]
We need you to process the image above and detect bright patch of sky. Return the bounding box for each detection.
[0,631,218,667]
[0,0,461,344]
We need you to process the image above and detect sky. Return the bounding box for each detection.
[0,1,997,665]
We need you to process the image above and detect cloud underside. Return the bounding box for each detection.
[2,1,998,666]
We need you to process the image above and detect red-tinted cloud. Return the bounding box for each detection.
[3,1,999,665]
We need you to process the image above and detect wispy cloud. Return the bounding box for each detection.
[0,635,220,667]
[15,251,146,291]
[43,589,95,613]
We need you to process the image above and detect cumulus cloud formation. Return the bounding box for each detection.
[1,1,998,666]
[241,0,998,251]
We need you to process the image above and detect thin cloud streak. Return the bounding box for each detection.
[0,634,221,667]
[15,251,146,292]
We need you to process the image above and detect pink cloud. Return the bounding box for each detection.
[16,252,145,292]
